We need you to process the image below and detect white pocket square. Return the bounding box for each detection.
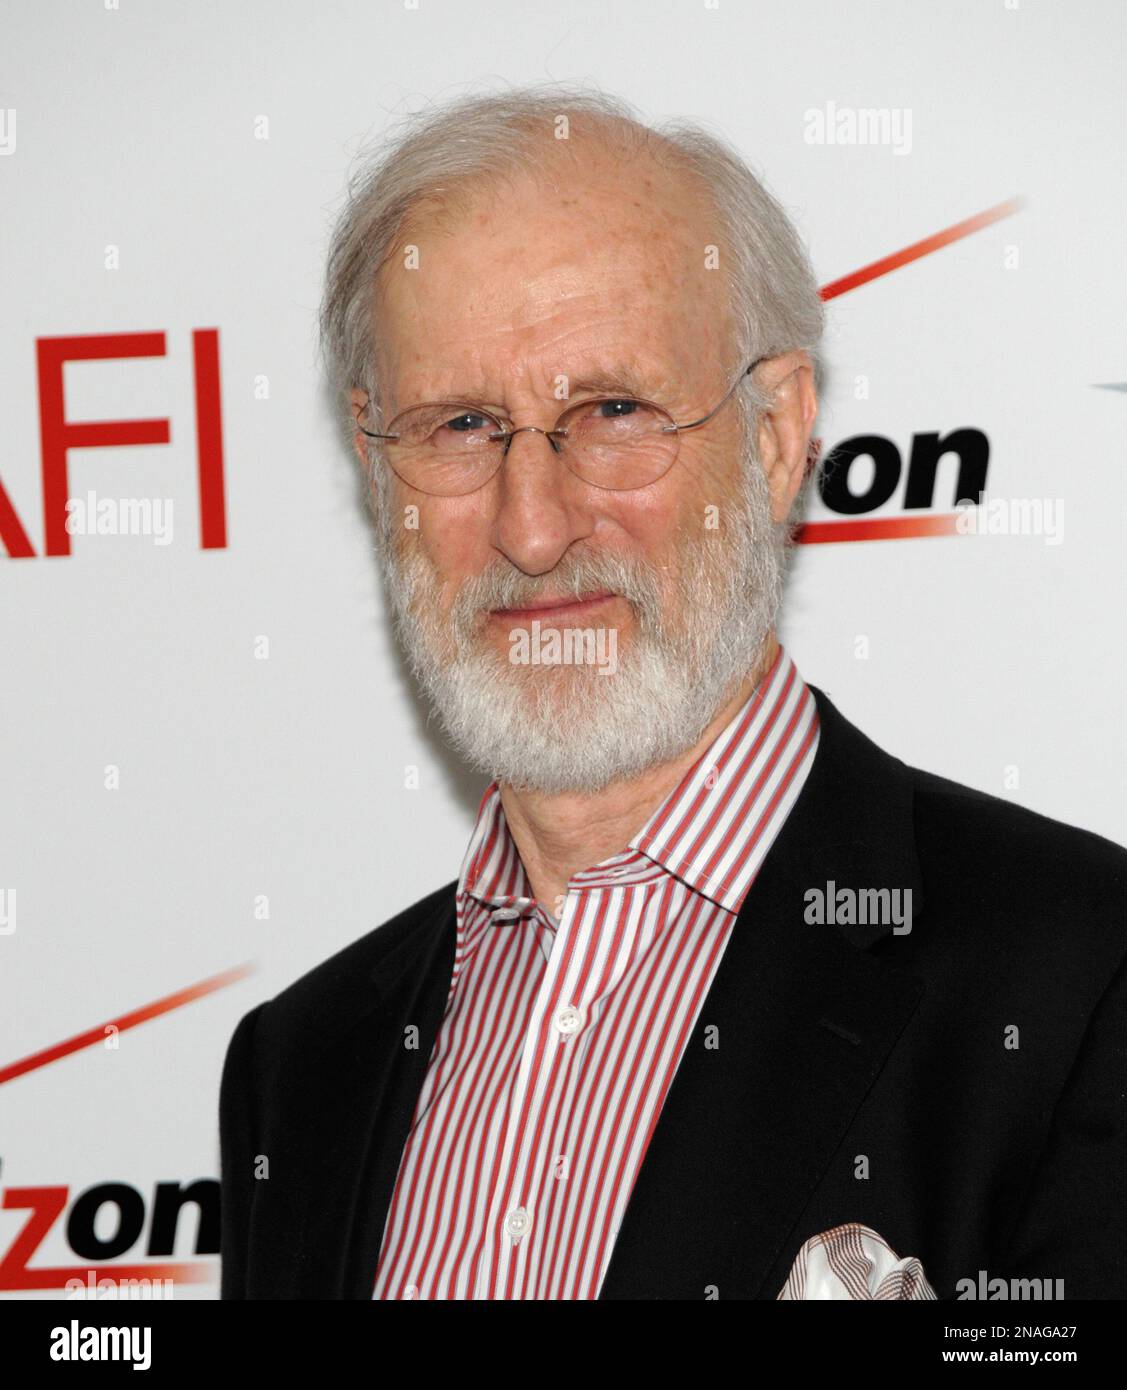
[777,1222,936,1300]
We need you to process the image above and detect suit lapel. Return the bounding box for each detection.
[284,891,456,1299]
[599,686,926,1299]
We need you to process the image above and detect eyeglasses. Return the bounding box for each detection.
[354,357,767,497]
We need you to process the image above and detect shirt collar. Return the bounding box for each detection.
[458,645,819,917]
[628,646,819,911]
[459,781,535,910]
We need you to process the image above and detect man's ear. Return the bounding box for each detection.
[349,387,371,470]
[754,350,819,524]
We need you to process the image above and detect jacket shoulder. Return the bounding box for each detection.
[908,761,1127,897]
[231,880,456,1055]
[811,682,1127,917]
[811,684,1127,971]
[903,759,1127,985]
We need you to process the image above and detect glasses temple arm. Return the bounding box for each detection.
[672,355,768,433]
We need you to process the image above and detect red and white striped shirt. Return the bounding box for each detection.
[372,647,820,1300]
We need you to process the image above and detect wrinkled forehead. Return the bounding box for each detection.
[370,147,738,405]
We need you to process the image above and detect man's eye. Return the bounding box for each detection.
[444,412,492,432]
[593,399,638,419]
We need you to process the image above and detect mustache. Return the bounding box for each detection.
[449,549,664,640]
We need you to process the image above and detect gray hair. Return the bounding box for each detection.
[319,83,824,452]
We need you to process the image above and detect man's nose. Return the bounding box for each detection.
[489,426,592,576]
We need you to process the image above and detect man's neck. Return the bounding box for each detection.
[498,633,780,914]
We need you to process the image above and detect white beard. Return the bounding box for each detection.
[371,454,789,795]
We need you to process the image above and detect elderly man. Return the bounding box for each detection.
[219,87,1127,1301]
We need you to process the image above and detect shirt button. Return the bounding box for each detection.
[491,907,520,922]
[504,1207,531,1240]
[554,1005,584,1036]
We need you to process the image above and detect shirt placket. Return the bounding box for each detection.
[474,875,636,1299]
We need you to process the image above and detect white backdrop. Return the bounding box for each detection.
[2,0,1125,1298]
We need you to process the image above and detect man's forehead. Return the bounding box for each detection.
[380,152,723,310]
[371,152,733,403]
[386,215,707,312]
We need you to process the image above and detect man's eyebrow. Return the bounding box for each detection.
[405,368,664,414]
[566,369,659,399]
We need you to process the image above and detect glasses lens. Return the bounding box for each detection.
[557,398,678,490]
[383,404,504,496]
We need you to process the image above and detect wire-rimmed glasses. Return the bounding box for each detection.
[354,357,767,497]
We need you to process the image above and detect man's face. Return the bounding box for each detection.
[352,145,798,794]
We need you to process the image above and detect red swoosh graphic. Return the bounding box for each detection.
[796,513,963,544]
[0,963,255,1085]
[820,197,1025,300]
[0,1257,213,1292]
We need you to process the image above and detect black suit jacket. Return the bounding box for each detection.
[218,686,1127,1299]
